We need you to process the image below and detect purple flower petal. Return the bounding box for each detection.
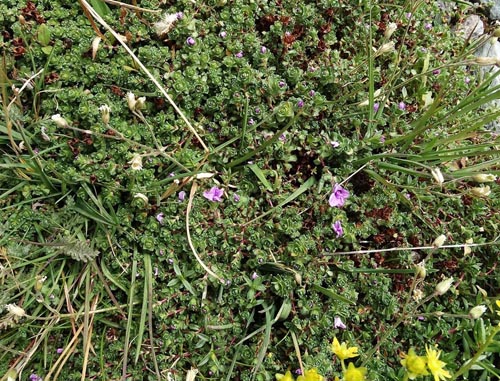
[334,316,346,329]
[329,184,350,207]
[332,220,343,237]
[156,213,164,224]
[203,186,224,202]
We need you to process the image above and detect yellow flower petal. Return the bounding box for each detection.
[344,362,367,381]
[331,337,359,360]
[426,346,451,381]
[401,348,428,379]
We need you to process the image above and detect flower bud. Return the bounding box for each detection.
[51,114,69,128]
[5,303,26,317]
[5,369,17,381]
[384,23,398,39]
[435,277,453,295]
[431,167,444,186]
[415,261,426,279]
[133,193,148,204]
[135,96,146,111]
[128,155,143,170]
[374,41,395,57]
[433,234,447,248]
[471,174,497,183]
[469,305,487,319]
[126,92,137,111]
[99,104,111,125]
[474,57,500,66]
[471,186,491,197]
[464,238,473,256]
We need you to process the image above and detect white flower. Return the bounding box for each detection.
[471,186,491,197]
[195,172,214,179]
[99,104,111,124]
[154,13,180,37]
[91,36,101,60]
[374,41,395,57]
[133,193,148,204]
[469,305,487,319]
[435,277,454,295]
[186,368,198,381]
[51,114,69,128]
[384,22,398,39]
[415,261,426,279]
[359,89,382,106]
[472,174,496,183]
[431,167,444,186]
[128,155,143,170]
[126,92,137,111]
[135,96,146,111]
[5,303,26,317]
[464,238,473,255]
[433,234,447,248]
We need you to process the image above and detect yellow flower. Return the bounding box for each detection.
[426,346,451,381]
[331,337,359,360]
[276,370,294,381]
[297,369,323,381]
[496,299,500,313]
[344,362,367,381]
[401,348,428,379]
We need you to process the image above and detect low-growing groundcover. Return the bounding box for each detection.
[1,0,500,380]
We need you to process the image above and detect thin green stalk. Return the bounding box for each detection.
[452,325,500,380]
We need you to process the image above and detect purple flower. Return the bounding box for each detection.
[398,101,406,110]
[332,220,343,237]
[233,193,240,202]
[373,102,380,112]
[203,186,224,202]
[178,190,186,201]
[297,99,304,108]
[405,12,412,19]
[433,69,441,75]
[260,46,267,53]
[279,133,286,142]
[176,12,184,19]
[254,107,261,114]
[334,316,346,329]
[56,348,63,354]
[248,118,255,125]
[424,23,432,30]
[465,76,470,84]
[329,184,350,207]
[186,37,196,46]
[278,81,286,88]
[295,369,302,375]
[30,375,42,381]
[330,141,340,148]
[251,272,258,280]
[156,213,164,224]
[219,31,227,38]
[235,51,243,58]
[309,90,316,97]
[380,135,386,143]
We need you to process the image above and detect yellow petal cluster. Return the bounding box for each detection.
[344,362,367,381]
[297,368,324,381]
[401,348,429,379]
[426,346,451,381]
[331,337,359,360]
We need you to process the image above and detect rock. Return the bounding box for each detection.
[455,15,484,39]
[475,38,500,130]
[479,0,500,20]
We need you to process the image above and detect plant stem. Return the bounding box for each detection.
[452,325,500,380]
